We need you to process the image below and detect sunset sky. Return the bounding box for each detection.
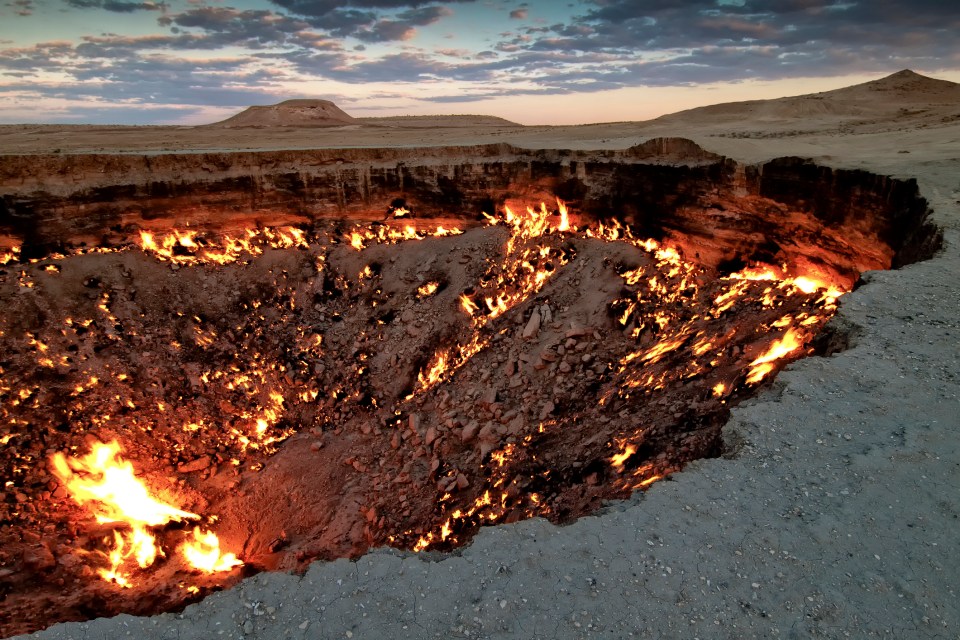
[0,0,958,125]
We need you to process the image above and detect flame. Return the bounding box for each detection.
[460,294,479,316]
[50,440,241,586]
[181,529,243,573]
[610,442,637,471]
[417,282,439,297]
[137,226,308,265]
[51,440,198,527]
[346,223,462,251]
[746,327,803,384]
[556,198,570,232]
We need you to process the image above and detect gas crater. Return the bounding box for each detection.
[0,139,943,636]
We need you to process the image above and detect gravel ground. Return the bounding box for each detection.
[16,138,960,640]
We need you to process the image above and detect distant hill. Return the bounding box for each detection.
[206,99,359,128]
[358,114,522,128]
[653,70,960,127]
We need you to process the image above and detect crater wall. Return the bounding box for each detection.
[0,138,942,286]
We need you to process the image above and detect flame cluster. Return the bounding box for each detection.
[139,227,307,265]
[51,440,241,587]
[348,223,462,251]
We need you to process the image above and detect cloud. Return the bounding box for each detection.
[354,5,452,41]
[269,0,470,40]
[158,6,312,48]
[64,0,162,11]
[509,8,527,19]
[5,0,33,16]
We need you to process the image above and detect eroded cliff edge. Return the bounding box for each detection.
[0,138,942,287]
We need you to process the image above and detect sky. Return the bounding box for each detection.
[0,0,958,125]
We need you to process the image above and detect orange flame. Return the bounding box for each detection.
[181,529,243,573]
[51,440,242,585]
[556,198,570,232]
[746,327,803,384]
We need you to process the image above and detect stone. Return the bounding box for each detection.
[540,304,553,323]
[177,456,212,473]
[540,349,558,362]
[522,309,541,339]
[461,421,480,442]
[540,401,555,420]
[23,544,56,571]
[479,388,498,407]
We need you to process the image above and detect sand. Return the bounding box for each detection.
[8,70,960,639]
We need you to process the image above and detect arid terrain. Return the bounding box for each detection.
[2,70,959,639]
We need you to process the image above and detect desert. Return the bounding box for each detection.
[1,68,958,640]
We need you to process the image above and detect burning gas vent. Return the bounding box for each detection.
[0,145,943,636]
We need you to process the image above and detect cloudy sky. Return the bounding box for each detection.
[0,0,958,125]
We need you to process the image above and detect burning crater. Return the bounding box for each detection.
[0,141,942,636]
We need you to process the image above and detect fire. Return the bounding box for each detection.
[610,442,637,471]
[50,440,241,586]
[51,440,198,527]
[556,198,570,232]
[346,223,463,251]
[137,226,309,265]
[417,282,439,298]
[746,327,803,384]
[181,529,243,573]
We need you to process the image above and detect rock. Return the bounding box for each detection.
[559,361,573,374]
[455,473,470,490]
[522,309,542,339]
[461,421,480,442]
[507,416,525,435]
[540,349,558,362]
[565,323,589,338]
[23,544,56,571]
[479,387,498,407]
[540,304,553,323]
[478,423,497,442]
[408,413,421,433]
[424,426,437,446]
[177,456,211,473]
[539,401,555,420]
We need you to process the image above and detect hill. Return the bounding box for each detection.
[206,99,359,128]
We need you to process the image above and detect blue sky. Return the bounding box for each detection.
[0,0,958,125]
